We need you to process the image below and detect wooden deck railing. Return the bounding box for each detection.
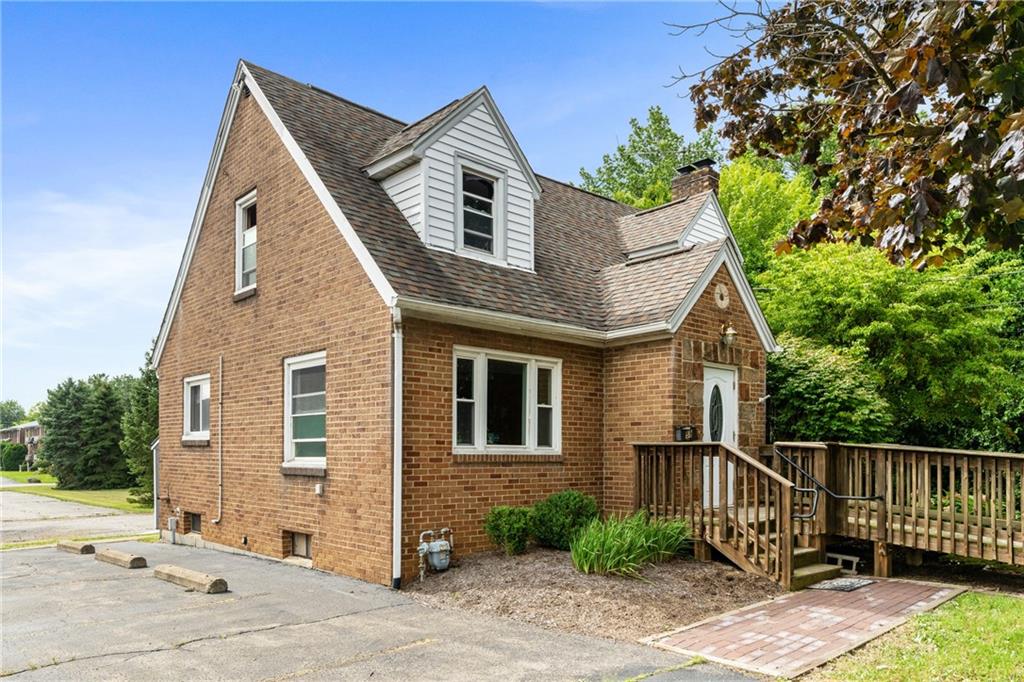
[774,442,1023,567]
[636,442,794,587]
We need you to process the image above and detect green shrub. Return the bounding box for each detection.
[1,442,28,471]
[570,512,691,577]
[483,505,532,555]
[530,490,599,550]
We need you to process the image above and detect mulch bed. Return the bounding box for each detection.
[406,548,782,642]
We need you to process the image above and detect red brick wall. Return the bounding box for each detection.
[399,319,604,581]
[156,92,395,585]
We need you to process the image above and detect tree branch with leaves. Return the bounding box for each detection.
[674,0,1024,266]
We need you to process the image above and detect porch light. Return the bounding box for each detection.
[721,323,738,347]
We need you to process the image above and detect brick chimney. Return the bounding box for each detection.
[671,158,719,201]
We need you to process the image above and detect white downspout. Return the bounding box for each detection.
[213,354,224,524]
[151,438,160,530]
[391,307,403,589]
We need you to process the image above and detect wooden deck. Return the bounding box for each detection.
[636,441,1024,589]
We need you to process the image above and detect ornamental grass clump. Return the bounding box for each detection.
[570,512,691,578]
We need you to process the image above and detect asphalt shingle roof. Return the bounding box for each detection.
[616,192,712,253]
[367,89,481,166]
[245,62,727,332]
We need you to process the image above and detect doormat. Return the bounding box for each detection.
[808,577,877,592]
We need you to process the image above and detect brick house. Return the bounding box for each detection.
[153,61,778,587]
[1,421,43,468]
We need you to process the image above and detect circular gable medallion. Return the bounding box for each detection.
[714,283,730,309]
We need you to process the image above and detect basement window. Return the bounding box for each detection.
[453,346,560,454]
[290,532,311,559]
[182,374,210,440]
[235,190,258,293]
[187,512,202,535]
[283,351,327,467]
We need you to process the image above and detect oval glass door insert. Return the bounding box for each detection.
[709,384,723,441]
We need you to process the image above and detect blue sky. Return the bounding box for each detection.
[2,2,732,407]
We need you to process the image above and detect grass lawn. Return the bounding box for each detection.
[6,486,152,513]
[808,592,1024,681]
[0,470,57,484]
[1,532,159,551]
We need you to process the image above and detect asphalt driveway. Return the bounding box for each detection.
[0,541,748,681]
[0,490,153,543]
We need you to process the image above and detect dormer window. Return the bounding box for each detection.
[461,171,495,253]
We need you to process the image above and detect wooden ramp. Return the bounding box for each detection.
[636,441,1024,589]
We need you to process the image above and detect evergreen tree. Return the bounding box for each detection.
[79,375,130,489]
[120,351,159,504]
[38,378,89,488]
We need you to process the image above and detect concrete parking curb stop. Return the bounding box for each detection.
[95,548,147,568]
[56,541,95,555]
[154,564,228,593]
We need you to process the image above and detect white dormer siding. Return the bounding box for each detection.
[680,197,729,247]
[422,102,534,269]
[374,94,538,271]
[380,162,424,238]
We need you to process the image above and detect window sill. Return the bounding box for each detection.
[453,452,563,465]
[233,286,257,303]
[283,555,313,568]
[280,464,326,477]
[181,438,210,448]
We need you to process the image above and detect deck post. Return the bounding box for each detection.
[693,539,712,561]
[873,541,892,577]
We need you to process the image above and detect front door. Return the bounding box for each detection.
[702,365,738,507]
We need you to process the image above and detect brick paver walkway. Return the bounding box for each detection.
[646,579,964,678]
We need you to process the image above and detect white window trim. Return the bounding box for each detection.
[234,189,258,295]
[283,350,327,469]
[451,345,561,455]
[182,373,211,440]
[454,156,506,265]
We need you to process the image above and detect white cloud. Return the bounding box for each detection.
[2,187,191,401]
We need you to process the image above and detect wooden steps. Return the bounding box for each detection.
[791,563,841,590]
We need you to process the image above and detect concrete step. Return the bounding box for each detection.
[791,563,841,590]
[793,546,821,569]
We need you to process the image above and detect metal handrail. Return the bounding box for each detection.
[772,447,883,520]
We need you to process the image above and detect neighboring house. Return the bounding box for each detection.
[153,61,778,587]
[0,421,43,467]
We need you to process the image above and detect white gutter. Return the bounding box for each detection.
[213,354,224,524]
[150,438,160,529]
[391,307,404,588]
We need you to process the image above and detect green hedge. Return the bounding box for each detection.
[1,442,28,471]
[530,490,599,550]
[483,506,532,555]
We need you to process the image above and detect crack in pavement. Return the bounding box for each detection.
[258,637,438,681]
[1,602,413,677]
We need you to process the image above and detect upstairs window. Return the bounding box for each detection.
[458,167,503,256]
[235,190,258,292]
[284,351,326,466]
[453,347,560,454]
[183,374,210,439]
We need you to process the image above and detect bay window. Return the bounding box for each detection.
[453,347,560,453]
[284,351,326,467]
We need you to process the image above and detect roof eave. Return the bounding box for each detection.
[364,145,419,179]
